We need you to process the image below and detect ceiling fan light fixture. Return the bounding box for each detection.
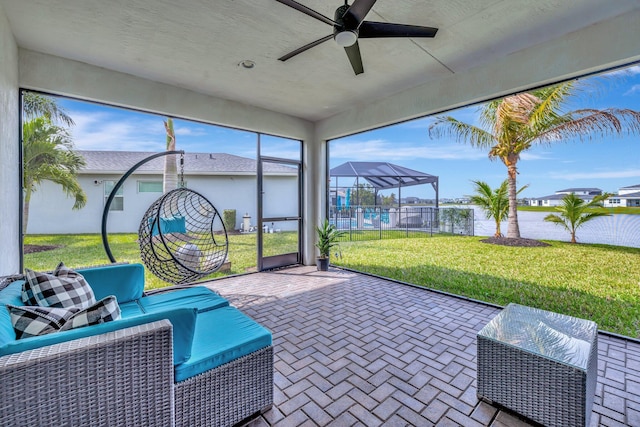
[334,30,358,47]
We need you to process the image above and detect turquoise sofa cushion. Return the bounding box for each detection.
[174,306,272,382]
[150,216,186,236]
[0,281,24,345]
[140,287,229,313]
[118,300,144,318]
[78,264,145,303]
[0,307,197,365]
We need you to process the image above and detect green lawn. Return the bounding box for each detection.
[24,233,261,290]
[24,233,640,338]
[333,235,640,338]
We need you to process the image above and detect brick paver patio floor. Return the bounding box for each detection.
[204,266,640,426]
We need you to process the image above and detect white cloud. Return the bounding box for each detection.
[623,84,640,96]
[549,169,640,181]
[397,117,433,130]
[520,152,552,161]
[174,126,208,137]
[331,139,487,161]
[68,111,166,151]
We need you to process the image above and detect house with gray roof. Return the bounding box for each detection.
[529,188,603,207]
[604,184,640,208]
[27,151,297,234]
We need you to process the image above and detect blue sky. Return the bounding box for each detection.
[57,64,640,199]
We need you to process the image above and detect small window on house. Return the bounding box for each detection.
[138,181,163,193]
[104,180,124,211]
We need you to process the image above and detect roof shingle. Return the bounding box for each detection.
[77,150,295,175]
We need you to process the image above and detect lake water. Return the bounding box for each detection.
[470,206,640,248]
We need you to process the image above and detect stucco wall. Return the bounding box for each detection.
[26,173,298,234]
[0,4,20,275]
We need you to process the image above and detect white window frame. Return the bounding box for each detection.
[104,180,124,211]
[137,180,163,193]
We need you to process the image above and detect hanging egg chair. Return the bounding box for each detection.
[138,187,228,284]
[101,150,229,285]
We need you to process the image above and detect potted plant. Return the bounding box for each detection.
[315,219,346,271]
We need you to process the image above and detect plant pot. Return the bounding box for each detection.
[316,257,329,271]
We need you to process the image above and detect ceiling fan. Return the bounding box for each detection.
[275,0,438,75]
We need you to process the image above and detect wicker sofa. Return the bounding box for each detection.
[0,263,273,427]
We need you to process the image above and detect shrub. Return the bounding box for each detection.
[223,209,236,232]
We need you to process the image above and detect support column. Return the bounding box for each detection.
[0,5,20,275]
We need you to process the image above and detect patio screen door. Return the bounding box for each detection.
[258,156,302,270]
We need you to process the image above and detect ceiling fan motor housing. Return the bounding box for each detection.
[334,4,358,45]
[335,5,353,31]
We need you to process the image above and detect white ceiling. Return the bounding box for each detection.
[1,0,639,122]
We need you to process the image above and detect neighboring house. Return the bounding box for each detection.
[603,184,640,207]
[529,188,603,207]
[401,197,420,204]
[27,151,298,234]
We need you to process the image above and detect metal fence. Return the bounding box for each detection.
[330,206,474,242]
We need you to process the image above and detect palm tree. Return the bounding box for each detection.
[23,117,86,233]
[163,117,178,193]
[543,193,612,243]
[23,92,74,126]
[429,81,640,239]
[468,180,528,237]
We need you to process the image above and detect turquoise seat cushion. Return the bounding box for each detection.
[140,287,229,314]
[0,306,197,365]
[78,264,145,304]
[0,281,25,345]
[174,306,272,382]
[118,300,144,318]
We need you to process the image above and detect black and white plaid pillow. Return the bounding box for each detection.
[23,262,96,309]
[7,305,80,339]
[61,296,121,331]
[7,296,120,339]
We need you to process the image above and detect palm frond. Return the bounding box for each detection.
[23,92,75,126]
[33,164,87,209]
[496,93,541,127]
[528,82,575,130]
[535,108,640,144]
[428,117,496,149]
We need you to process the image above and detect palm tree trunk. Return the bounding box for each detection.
[163,155,178,192]
[506,162,521,239]
[23,186,32,235]
[494,219,502,237]
[163,118,178,194]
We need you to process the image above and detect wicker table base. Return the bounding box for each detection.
[477,304,598,427]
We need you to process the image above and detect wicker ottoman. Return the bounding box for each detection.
[477,303,598,427]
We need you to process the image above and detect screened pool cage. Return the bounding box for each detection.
[329,162,474,241]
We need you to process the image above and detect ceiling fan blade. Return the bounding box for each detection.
[343,0,377,26]
[275,0,336,26]
[278,34,334,61]
[358,21,438,38]
[344,42,364,75]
